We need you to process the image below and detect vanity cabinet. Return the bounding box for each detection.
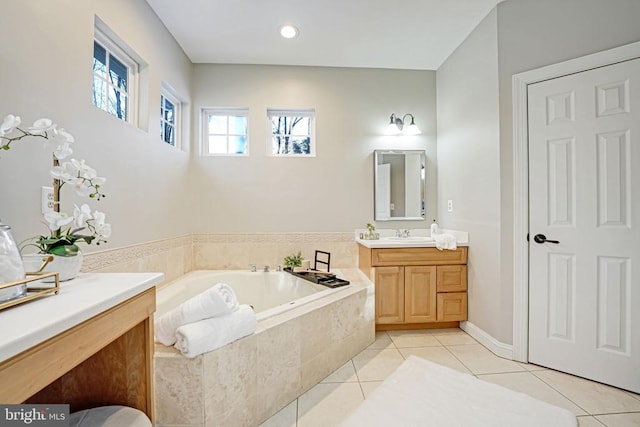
[358,245,467,330]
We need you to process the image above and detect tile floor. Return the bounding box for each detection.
[260,328,640,427]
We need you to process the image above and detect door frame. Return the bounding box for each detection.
[512,41,640,362]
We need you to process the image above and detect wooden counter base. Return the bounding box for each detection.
[0,288,155,423]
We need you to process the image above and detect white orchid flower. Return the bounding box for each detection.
[43,211,74,232]
[92,210,111,238]
[52,142,73,160]
[93,210,106,226]
[28,118,55,135]
[71,180,93,197]
[50,127,74,144]
[50,163,76,182]
[96,223,112,239]
[73,204,93,228]
[92,176,106,186]
[69,158,97,179]
[0,114,21,136]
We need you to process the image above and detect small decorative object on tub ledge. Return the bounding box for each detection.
[283,251,303,269]
[1,113,111,282]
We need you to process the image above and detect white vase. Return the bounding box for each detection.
[22,251,83,282]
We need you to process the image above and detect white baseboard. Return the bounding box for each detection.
[460,321,514,360]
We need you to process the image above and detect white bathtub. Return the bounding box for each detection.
[156,269,343,321]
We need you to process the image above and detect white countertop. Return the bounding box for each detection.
[0,272,164,363]
[355,229,469,249]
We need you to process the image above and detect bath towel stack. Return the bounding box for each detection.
[154,283,256,358]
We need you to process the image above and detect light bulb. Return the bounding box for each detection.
[403,123,421,135]
[384,123,402,135]
[280,25,299,39]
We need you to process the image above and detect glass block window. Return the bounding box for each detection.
[93,28,138,123]
[202,108,249,155]
[268,108,315,156]
[161,90,181,147]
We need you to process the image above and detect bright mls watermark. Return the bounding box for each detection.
[0,405,69,426]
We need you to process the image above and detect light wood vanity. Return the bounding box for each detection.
[358,244,468,330]
[0,273,162,422]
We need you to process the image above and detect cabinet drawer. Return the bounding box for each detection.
[437,292,467,321]
[436,265,467,292]
[371,247,467,266]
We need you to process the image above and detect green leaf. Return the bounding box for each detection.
[49,244,79,256]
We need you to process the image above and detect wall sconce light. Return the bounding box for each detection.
[384,113,422,136]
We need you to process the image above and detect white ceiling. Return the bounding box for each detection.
[145,0,503,70]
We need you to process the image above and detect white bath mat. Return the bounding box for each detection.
[341,355,577,427]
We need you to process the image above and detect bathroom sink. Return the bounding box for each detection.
[382,236,434,242]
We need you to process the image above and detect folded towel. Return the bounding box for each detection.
[434,233,457,251]
[174,304,257,358]
[155,282,240,346]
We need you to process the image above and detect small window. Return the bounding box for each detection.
[93,26,138,123]
[201,108,249,156]
[161,87,181,148]
[268,108,315,156]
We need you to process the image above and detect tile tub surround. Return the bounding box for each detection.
[154,268,374,427]
[81,232,357,285]
[82,235,193,284]
[192,232,357,270]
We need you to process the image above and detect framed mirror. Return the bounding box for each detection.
[374,150,426,221]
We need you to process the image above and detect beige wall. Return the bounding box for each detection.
[437,0,640,345]
[436,9,502,341]
[191,65,437,233]
[0,0,193,251]
[495,0,640,344]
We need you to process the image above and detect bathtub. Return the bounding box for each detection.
[154,268,375,427]
[155,269,340,322]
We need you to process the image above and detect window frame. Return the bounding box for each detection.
[160,85,182,149]
[201,107,250,156]
[267,108,316,157]
[93,26,139,125]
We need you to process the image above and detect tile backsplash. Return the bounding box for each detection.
[82,232,357,284]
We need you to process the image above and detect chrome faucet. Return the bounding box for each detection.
[395,229,410,238]
[276,264,283,272]
[249,264,257,272]
[263,265,270,272]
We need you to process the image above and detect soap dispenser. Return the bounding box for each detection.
[430,219,439,236]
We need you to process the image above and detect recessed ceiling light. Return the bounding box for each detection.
[280,25,299,39]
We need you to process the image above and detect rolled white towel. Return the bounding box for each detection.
[155,282,239,346]
[174,304,257,358]
[434,233,457,251]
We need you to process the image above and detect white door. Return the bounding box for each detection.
[528,58,640,393]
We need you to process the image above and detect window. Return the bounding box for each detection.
[268,109,315,156]
[202,108,249,155]
[92,27,138,123]
[161,87,181,148]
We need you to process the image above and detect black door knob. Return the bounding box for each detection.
[533,234,560,244]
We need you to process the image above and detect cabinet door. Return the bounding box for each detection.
[375,267,404,324]
[436,265,467,293]
[404,266,437,323]
[437,292,468,321]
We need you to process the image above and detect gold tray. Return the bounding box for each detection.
[0,256,60,312]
